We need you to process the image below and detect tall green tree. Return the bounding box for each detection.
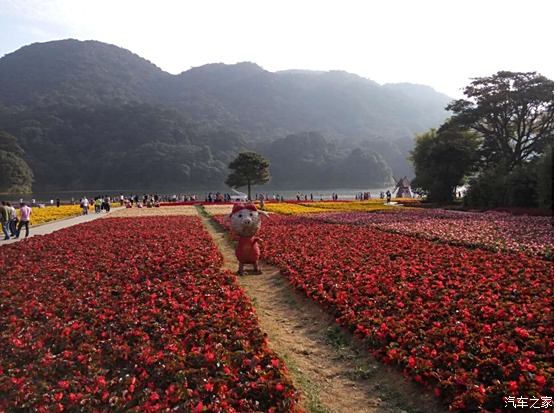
[410,128,480,203]
[446,71,554,170]
[0,131,33,193]
[537,142,554,209]
[225,152,270,200]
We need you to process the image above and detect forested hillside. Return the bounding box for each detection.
[0,39,451,192]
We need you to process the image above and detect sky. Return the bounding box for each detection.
[0,0,555,98]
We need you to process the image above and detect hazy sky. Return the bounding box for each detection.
[1,0,555,98]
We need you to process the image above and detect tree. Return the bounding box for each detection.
[537,142,554,209]
[464,163,540,208]
[446,71,554,170]
[410,128,480,203]
[338,148,392,187]
[0,150,34,193]
[225,152,270,200]
[0,131,33,193]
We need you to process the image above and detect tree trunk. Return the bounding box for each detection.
[247,180,251,201]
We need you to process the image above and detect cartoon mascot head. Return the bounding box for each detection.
[229,203,265,237]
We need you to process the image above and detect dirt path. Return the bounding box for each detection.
[198,208,448,413]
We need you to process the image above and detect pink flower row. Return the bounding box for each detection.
[307,209,553,258]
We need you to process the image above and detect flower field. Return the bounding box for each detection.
[262,203,331,215]
[0,216,299,412]
[23,205,85,225]
[109,205,198,217]
[214,213,554,411]
[262,200,402,215]
[307,209,554,258]
[16,203,121,226]
[300,199,415,212]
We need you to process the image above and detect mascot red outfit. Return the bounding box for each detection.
[229,203,267,275]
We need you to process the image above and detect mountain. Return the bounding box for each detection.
[171,65,451,141]
[0,39,452,192]
[0,39,170,107]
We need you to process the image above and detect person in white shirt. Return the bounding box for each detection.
[80,197,89,215]
[7,202,18,237]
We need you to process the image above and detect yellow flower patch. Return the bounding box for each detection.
[24,205,84,225]
[300,200,398,212]
[263,198,420,215]
[262,203,330,215]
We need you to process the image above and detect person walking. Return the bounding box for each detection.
[0,201,10,240]
[81,197,89,215]
[16,202,32,238]
[7,202,18,237]
[103,197,111,212]
[94,197,102,213]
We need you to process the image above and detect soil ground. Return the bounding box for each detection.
[198,207,448,413]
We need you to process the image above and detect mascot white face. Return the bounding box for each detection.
[230,206,262,237]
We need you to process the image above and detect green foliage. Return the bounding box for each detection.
[536,142,554,209]
[263,132,393,189]
[0,39,167,107]
[0,39,459,192]
[437,71,555,209]
[446,71,554,170]
[339,148,393,187]
[226,152,270,199]
[0,149,33,193]
[0,104,251,191]
[324,325,350,351]
[0,130,24,155]
[0,131,33,193]
[410,128,480,203]
[464,164,539,208]
[464,168,505,209]
[359,137,414,178]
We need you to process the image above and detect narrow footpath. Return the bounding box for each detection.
[1,208,122,245]
[198,208,447,413]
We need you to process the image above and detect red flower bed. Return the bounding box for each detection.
[159,200,352,207]
[215,215,554,412]
[159,202,235,206]
[0,216,299,412]
[489,207,553,217]
[306,210,554,259]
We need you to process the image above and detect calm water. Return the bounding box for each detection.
[2,187,395,203]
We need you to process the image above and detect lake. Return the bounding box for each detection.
[2,187,396,203]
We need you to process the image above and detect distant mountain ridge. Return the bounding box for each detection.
[0,40,169,106]
[0,39,452,192]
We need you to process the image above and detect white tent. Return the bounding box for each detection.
[230,188,248,201]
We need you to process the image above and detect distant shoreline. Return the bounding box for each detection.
[1,186,395,203]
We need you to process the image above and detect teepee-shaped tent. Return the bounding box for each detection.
[393,176,413,198]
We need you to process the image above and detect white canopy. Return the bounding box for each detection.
[230,188,248,201]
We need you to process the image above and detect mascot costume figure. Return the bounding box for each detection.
[229,203,267,275]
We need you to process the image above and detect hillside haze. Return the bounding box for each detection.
[0,39,452,192]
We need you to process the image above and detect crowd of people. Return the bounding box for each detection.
[1,189,403,242]
[355,192,372,200]
[78,196,113,215]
